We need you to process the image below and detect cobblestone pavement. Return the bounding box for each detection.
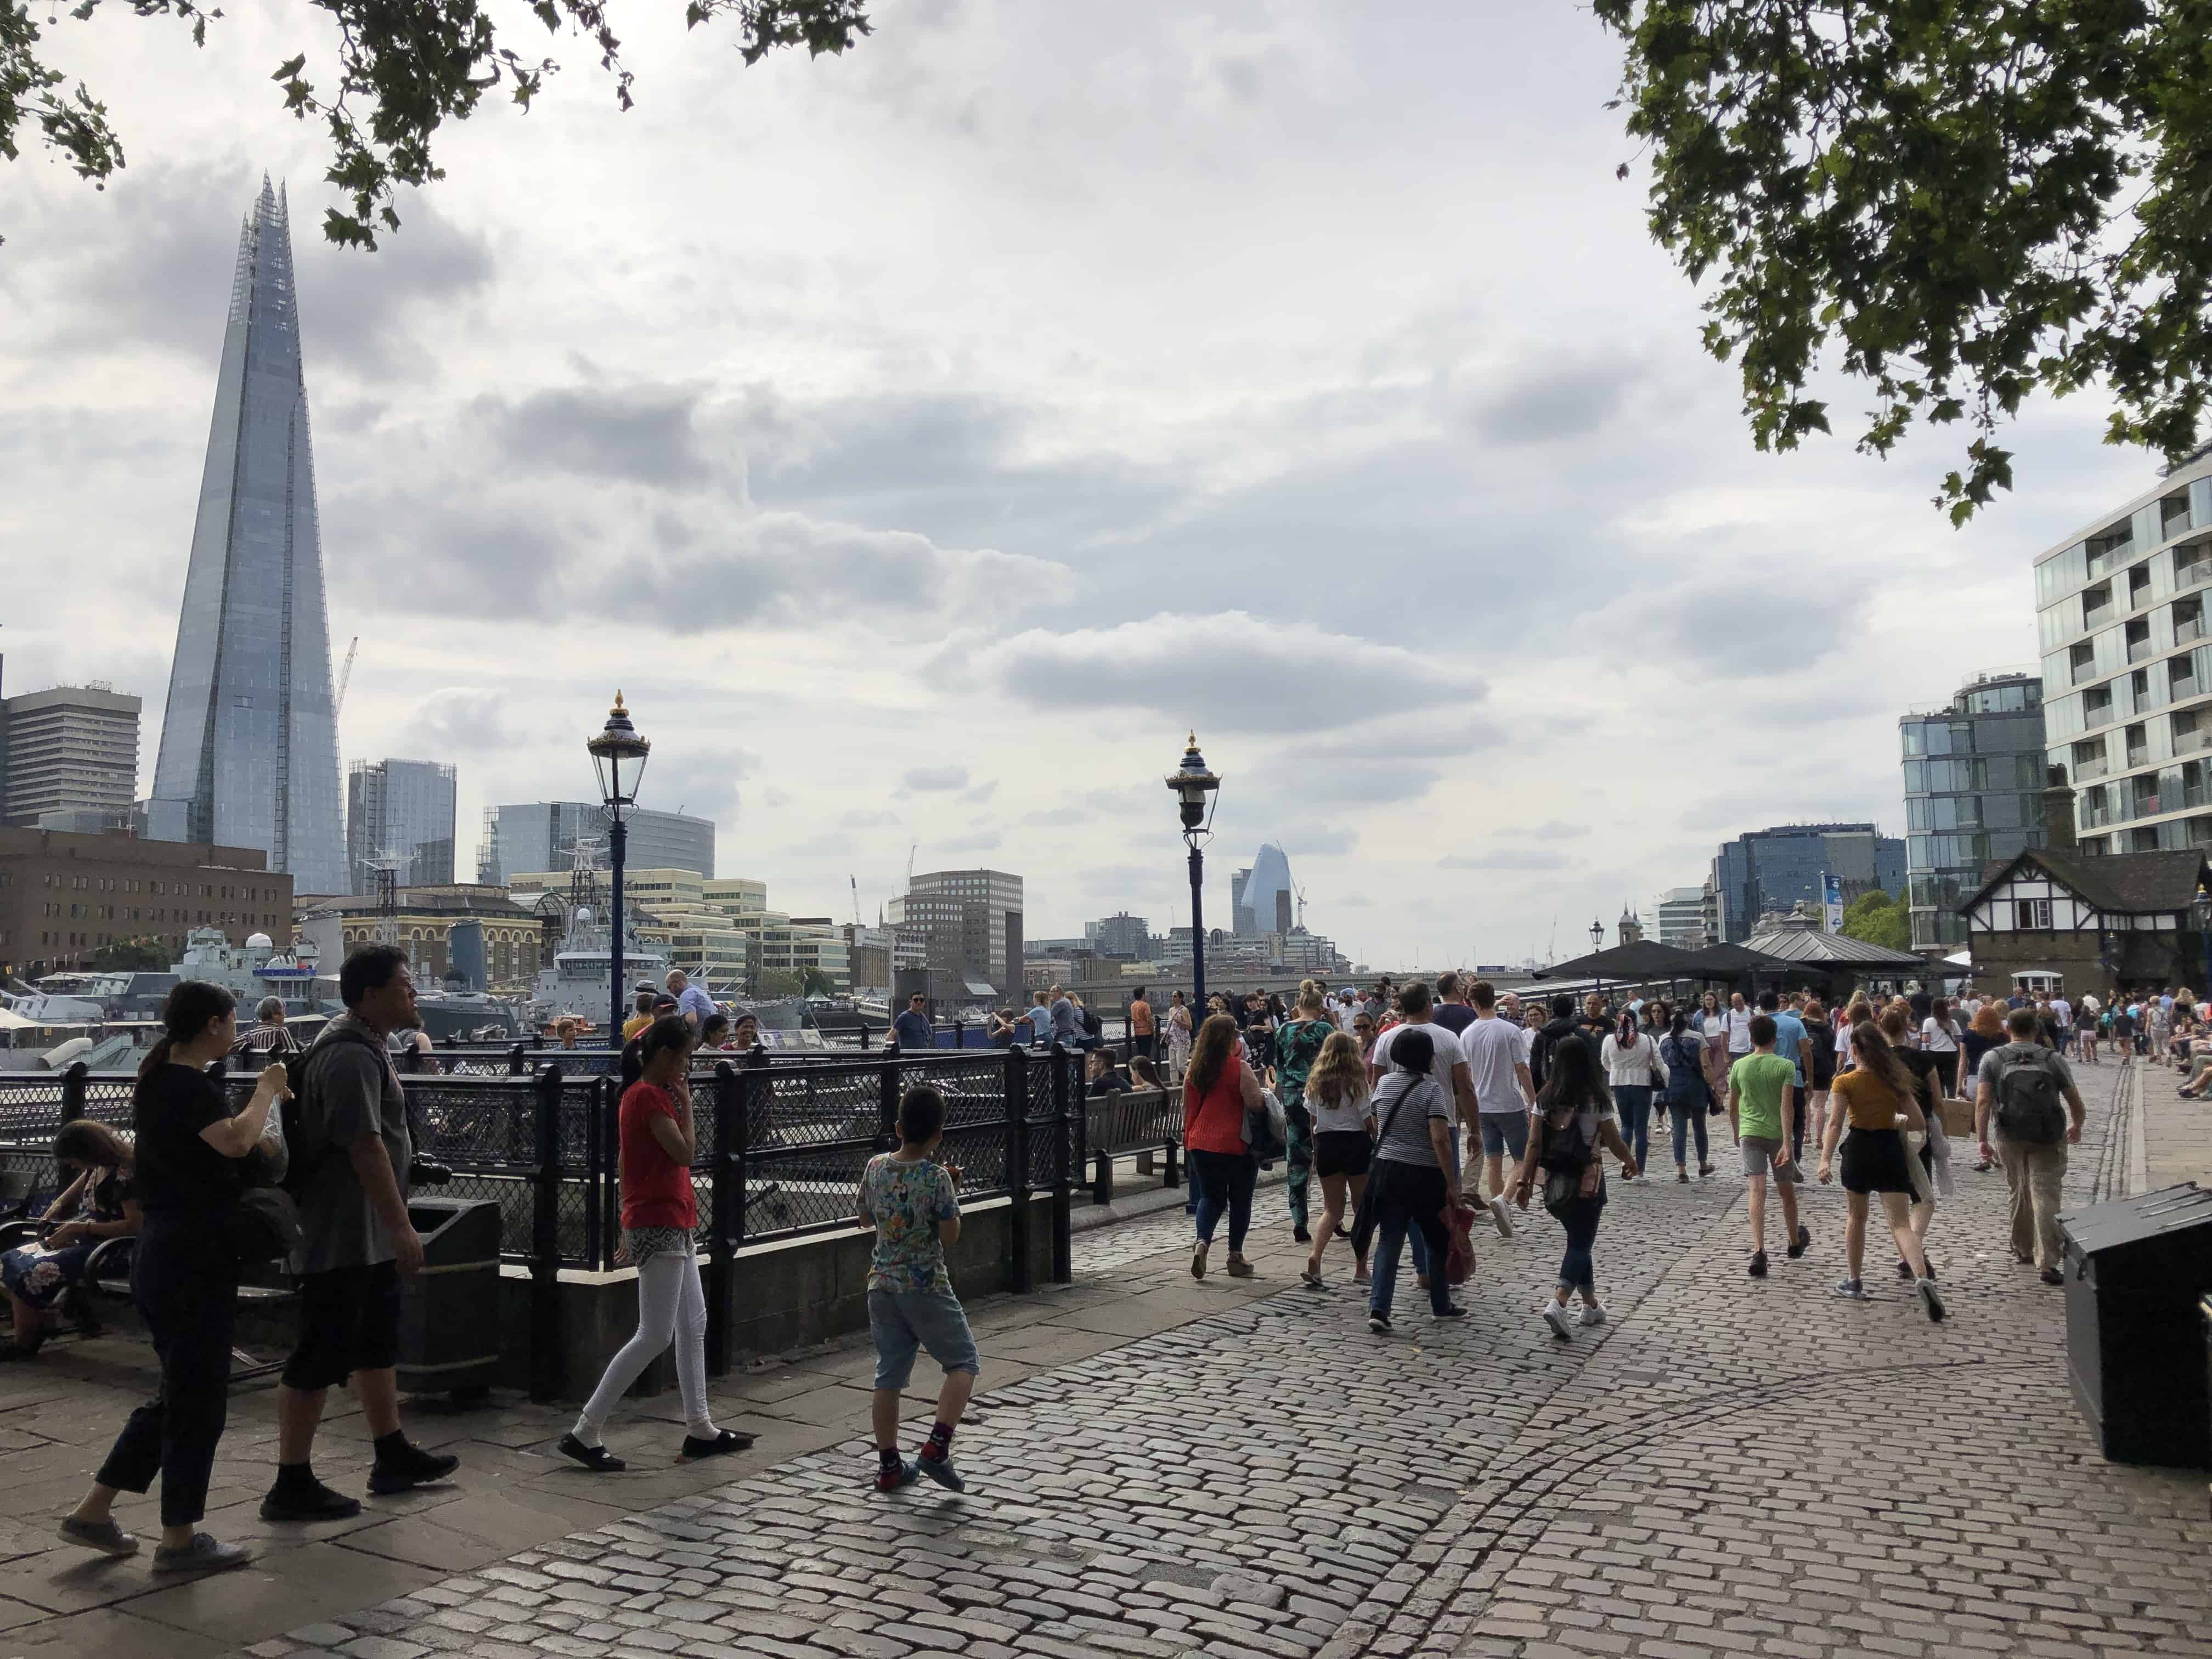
[11,1071,2206,1659]
[204,1065,2212,1659]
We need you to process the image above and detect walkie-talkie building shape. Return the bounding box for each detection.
[146,179,347,895]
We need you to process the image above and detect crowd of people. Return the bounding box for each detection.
[1160,969,2106,1343]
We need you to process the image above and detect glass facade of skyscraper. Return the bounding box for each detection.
[2035,454,2212,853]
[145,180,346,895]
[347,759,459,891]
[1898,672,2046,949]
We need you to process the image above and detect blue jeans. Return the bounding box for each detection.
[1612,1086,1652,1170]
[1408,1125,1461,1278]
[1555,1190,1605,1292]
[1189,1149,1257,1250]
[1368,1161,1452,1318]
[1668,1094,1709,1167]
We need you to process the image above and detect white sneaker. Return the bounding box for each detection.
[1578,1301,1607,1327]
[1541,1301,1574,1340]
[1487,1194,1515,1238]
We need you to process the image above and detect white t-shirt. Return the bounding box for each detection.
[1307,1076,1372,1136]
[1459,1016,1531,1115]
[2050,998,2073,1028]
[1725,1007,1757,1054]
[1600,1031,1668,1087]
[1370,1020,1466,1110]
[1920,1017,1959,1054]
[1519,1023,1539,1063]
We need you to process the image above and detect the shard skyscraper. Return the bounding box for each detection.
[146,178,347,895]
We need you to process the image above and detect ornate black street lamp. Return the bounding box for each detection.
[588,692,651,1042]
[1590,918,1605,953]
[1166,733,1222,1017]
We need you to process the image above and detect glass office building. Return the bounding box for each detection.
[1898,670,2046,949]
[476,801,716,885]
[1710,824,1906,943]
[347,759,459,891]
[2036,451,2212,853]
[145,179,347,895]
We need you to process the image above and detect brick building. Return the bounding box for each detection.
[0,825,292,976]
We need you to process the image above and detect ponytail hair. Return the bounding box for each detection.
[135,981,236,1115]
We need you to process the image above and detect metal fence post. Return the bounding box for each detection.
[878,1054,900,1149]
[596,1076,622,1272]
[508,1042,527,1076]
[705,1059,738,1377]
[529,1064,562,1403]
[1008,1048,1040,1293]
[952,1018,964,1051]
[1051,1041,1074,1284]
[60,1060,87,1126]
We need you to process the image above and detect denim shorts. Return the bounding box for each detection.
[1479,1112,1529,1160]
[867,1284,981,1391]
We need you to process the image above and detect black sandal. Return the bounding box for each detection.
[681,1428,753,1460]
[556,1432,625,1473]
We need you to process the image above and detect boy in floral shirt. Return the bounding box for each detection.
[856,1084,980,1492]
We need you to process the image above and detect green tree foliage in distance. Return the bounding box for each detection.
[754,967,803,999]
[90,937,172,970]
[799,966,836,998]
[0,0,868,246]
[1592,0,2212,520]
[1838,889,1911,953]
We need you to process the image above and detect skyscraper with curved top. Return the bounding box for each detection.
[1232,843,1295,938]
[145,179,347,896]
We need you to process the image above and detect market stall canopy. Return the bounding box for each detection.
[1686,942,1803,978]
[1530,940,1714,981]
[1741,926,1928,970]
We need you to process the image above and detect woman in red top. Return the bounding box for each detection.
[560,1018,749,1471]
[1184,1013,1264,1282]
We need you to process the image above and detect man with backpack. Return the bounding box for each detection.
[1974,1006,2087,1285]
[260,945,459,1522]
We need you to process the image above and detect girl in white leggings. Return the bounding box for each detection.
[560,1017,750,1471]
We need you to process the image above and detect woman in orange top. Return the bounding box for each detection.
[1183,1013,1263,1281]
[1818,1019,1942,1319]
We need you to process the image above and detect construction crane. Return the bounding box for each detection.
[1293,879,1310,930]
[906,843,917,890]
[850,875,862,929]
[333,635,359,715]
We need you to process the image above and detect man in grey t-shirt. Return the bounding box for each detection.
[263,945,459,1524]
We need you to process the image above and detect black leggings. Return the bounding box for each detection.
[94,1222,236,1527]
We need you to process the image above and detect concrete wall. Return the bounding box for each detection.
[490,1192,1059,1403]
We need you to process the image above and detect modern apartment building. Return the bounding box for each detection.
[1897,669,2047,949]
[2035,451,2212,852]
[476,801,715,884]
[889,868,1024,1003]
[346,758,458,892]
[1085,911,1152,958]
[1710,823,1906,943]
[0,676,141,829]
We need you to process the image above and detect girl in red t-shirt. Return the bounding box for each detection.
[560,1017,750,1471]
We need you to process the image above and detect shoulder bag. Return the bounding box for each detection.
[1347,1080,1426,1258]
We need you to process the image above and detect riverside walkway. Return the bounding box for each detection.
[2,1065,2207,1659]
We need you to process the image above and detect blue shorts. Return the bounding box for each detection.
[1479,1113,1530,1160]
[867,1284,981,1391]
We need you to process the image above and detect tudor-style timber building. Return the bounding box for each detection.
[1960,767,2212,997]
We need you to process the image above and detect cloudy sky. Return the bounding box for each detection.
[0,0,2164,968]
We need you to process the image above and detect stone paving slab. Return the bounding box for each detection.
[9,1067,2208,1659]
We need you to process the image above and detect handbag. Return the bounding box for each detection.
[1440,1198,1476,1284]
[1348,1081,1422,1257]
[1242,1088,1288,1163]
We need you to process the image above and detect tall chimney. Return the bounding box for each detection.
[2042,764,2077,854]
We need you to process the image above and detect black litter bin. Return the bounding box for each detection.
[397,1196,504,1401]
[2059,1182,2212,1468]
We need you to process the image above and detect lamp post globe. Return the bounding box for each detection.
[1590,918,1605,953]
[588,692,651,1042]
[1165,732,1222,1015]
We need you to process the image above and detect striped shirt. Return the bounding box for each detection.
[229,1022,303,1059]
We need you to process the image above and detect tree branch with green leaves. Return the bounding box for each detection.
[1,0,868,247]
[1593,0,2212,519]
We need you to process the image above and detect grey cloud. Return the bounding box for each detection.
[1458,355,1643,448]
[842,809,900,827]
[949,611,1486,732]
[487,384,713,487]
[959,781,999,804]
[1023,806,1087,827]
[902,766,969,793]
[1519,820,1590,840]
[394,687,522,755]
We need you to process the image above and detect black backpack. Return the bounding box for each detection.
[1991,1045,2067,1144]
[280,1022,406,1197]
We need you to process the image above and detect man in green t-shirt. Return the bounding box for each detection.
[1728,1014,1806,1279]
